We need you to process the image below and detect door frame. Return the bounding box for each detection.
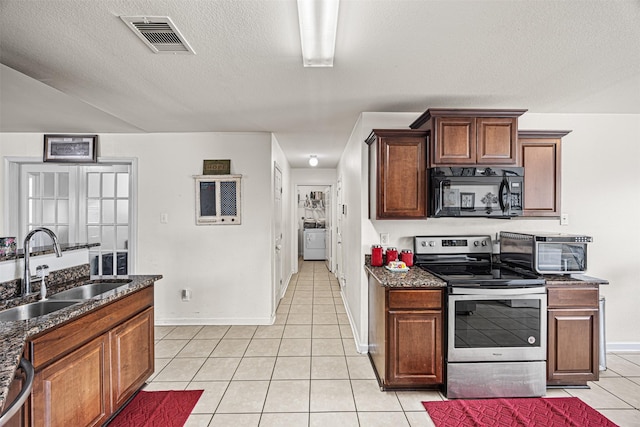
[4,156,138,273]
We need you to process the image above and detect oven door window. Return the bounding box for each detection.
[453,298,542,349]
[536,243,586,273]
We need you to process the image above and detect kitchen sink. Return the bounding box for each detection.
[48,280,133,300]
[0,300,81,322]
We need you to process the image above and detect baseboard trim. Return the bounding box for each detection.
[339,290,368,354]
[605,342,640,352]
[155,317,273,326]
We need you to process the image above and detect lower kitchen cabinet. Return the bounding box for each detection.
[368,275,443,389]
[546,284,599,386]
[32,335,111,427]
[25,286,154,427]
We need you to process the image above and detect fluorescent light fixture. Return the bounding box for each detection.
[309,155,319,167]
[297,0,340,67]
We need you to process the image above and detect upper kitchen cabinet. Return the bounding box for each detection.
[410,108,526,166]
[366,129,428,219]
[518,130,571,217]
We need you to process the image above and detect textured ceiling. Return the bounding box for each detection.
[1,0,639,167]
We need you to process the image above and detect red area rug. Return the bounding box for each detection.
[108,390,203,427]
[423,397,618,427]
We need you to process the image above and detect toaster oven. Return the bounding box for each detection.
[499,232,592,274]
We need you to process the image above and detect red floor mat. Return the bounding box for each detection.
[423,396,619,427]
[108,390,203,427]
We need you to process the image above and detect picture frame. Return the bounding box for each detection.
[44,135,97,163]
[203,159,231,175]
[443,189,460,207]
[460,192,475,210]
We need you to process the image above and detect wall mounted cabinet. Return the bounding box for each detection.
[518,130,570,217]
[194,175,242,225]
[365,129,428,219]
[410,109,526,166]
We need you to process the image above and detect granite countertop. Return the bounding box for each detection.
[365,262,446,288]
[0,243,100,263]
[0,274,162,413]
[543,274,609,286]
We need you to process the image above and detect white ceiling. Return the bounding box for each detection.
[1,0,639,168]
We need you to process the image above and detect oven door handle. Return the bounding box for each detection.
[449,286,546,296]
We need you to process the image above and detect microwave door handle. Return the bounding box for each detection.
[499,178,509,213]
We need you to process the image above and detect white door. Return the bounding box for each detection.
[274,164,284,304]
[323,186,332,271]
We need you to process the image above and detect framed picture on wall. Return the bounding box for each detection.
[44,135,98,163]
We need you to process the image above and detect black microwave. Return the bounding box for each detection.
[499,232,592,274]
[430,167,524,218]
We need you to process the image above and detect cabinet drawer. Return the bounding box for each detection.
[388,289,442,310]
[547,287,598,308]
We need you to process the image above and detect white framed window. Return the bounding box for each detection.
[194,175,242,225]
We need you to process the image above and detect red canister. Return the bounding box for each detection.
[401,249,414,267]
[386,247,398,263]
[371,245,383,266]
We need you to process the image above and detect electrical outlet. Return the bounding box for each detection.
[160,213,169,224]
[560,213,569,226]
[380,233,390,245]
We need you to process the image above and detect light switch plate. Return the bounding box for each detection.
[160,213,169,224]
[560,213,569,225]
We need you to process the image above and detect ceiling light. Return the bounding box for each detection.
[297,0,340,67]
[309,155,319,167]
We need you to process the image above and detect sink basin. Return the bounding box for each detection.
[48,280,133,300]
[0,300,80,322]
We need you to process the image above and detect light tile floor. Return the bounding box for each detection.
[147,260,640,426]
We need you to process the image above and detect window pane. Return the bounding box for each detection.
[58,200,69,223]
[43,173,55,198]
[90,251,100,275]
[43,200,56,224]
[28,173,40,198]
[56,226,69,244]
[102,226,115,249]
[58,173,69,198]
[29,199,42,224]
[87,200,100,224]
[88,173,100,198]
[117,173,129,198]
[117,226,128,250]
[117,200,128,224]
[102,200,115,223]
[88,226,100,244]
[102,173,115,198]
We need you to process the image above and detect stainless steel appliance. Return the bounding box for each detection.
[430,167,524,218]
[500,232,592,274]
[414,235,547,399]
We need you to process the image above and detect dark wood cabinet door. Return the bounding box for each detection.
[547,308,599,385]
[476,117,517,164]
[368,130,427,219]
[110,307,155,409]
[519,133,564,216]
[387,310,443,386]
[433,117,475,165]
[31,335,111,427]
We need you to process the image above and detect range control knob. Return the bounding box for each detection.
[421,241,427,247]
[429,241,436,247]
[482,240,488,246]
[473,241,480,247]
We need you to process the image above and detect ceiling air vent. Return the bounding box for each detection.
[120,16,195,54]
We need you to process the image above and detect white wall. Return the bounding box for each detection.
[1,131,294,326]
[338,112,640,353]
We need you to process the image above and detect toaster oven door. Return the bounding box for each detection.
[535,242,587,273]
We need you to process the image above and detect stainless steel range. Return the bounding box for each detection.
[414,235,547,399]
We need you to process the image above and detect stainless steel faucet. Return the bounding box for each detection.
[22,227,62,296]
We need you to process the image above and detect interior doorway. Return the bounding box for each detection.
[296,184,332,271]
